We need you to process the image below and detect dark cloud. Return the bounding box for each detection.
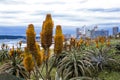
[0,11,24,14]
[98,22,120,26]
[86,8,120,12]
[52,14,88,21]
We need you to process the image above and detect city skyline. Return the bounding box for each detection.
[0,0,120,29]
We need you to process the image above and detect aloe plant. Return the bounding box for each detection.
[0,43,10,62]
[84,46,118,71]
[57,49,94,80]
[0,49,28,79]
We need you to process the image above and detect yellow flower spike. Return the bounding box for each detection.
[99,36,105,45]
[16,48,22,56]
[79,38,83,44]
[23,54,34,73]
[54,25,64,55]
[35,42,41,51]
[76,41,79,48]
[85,41,89,46]
[36,51,43,67]
[34,42,43,66]
[95,38,99,48]
[26,24,36,54]
[106,39,110,47]
[45,14,53,21]
[56,25,62,35]
[96,43,99,48]
[70,38,76,48]
[9,46,14,56]
[40,14,54,50]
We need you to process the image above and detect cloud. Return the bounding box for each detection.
[98,22,120,26]
[0,11,24,14]
[42,2,66,5]
[0,0,120,29]
[31,11,54,16]
[86,8,120,12]
[95,17,120,20]
[79,0,88,3]
[0,0,26,4]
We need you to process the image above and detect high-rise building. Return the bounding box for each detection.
[76,28,80,38]
[76,26,86,38]
[91,29,109,38]
[113,27,119,35]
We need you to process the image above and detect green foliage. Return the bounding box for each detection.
[0,73,24,80]
[98,70,120,80]
[0,48,28,79]
[115,44,120,51]
[69,77,93,80]
[84,46,118,71]
[0,44,10,62]
[57,49,94,80]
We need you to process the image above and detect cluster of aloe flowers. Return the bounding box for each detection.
[0,14,120,80]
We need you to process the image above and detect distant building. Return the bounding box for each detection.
[113,27,119,35]
[91,29,109,38]
[64,34,71,40]
[76,26,86,38]
[76,28,80,38]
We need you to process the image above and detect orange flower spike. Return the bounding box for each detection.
[40,14,54,50]
[40,21,46,49]
[95,38,99,48]
[26,24,36,53]
[96,43,99,48]
[20,47,28,58]
[106,39,110,47]
[95,38,99,44]
[86,41,89,46]
[99,36,105,45]
[9,46,14,56]
[79,38,83,44]
[23,54,34,73]
[16,48,22,56]
[34,42,43,66]
[70,38,76,47]
[54,25,64,55]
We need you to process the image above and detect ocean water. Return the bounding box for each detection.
[0,39,54,50]
[0,26,116,50]
[0,26,76,36]
[0,39,26,50]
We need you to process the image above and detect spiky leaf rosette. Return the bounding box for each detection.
[40,14,54,50]
[54,25,64,56]
[57,51,94,80]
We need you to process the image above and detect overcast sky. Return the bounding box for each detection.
[0,0,120,29]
